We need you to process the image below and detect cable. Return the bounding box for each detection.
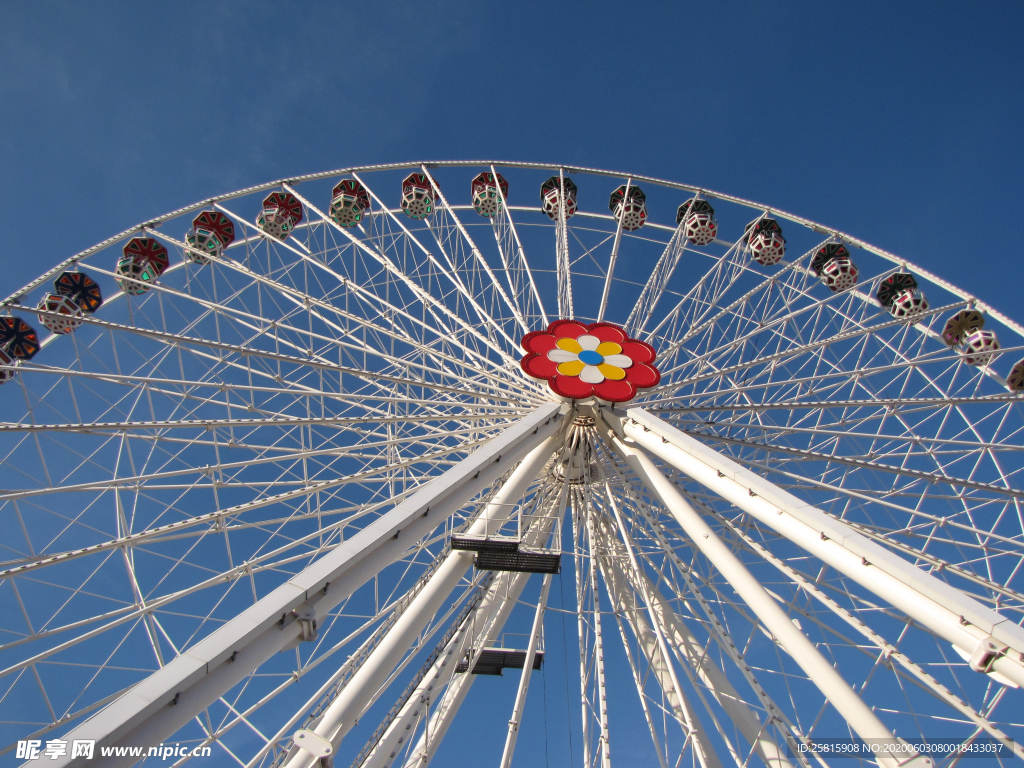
[559,568,576,768]
[542,664,550,768]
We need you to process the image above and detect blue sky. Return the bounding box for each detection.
[1,2,1022,311]
[1,2,1023,765]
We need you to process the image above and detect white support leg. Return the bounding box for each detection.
[354,574,497,768]
[283,434,562,768]
[51,403,564,768]
[584,508,612,768]
[400,568,531,768]
[400,490,566,768]
[608,406,1024,690]
[649,580,797,768]
[592,511,725,768]
[593,441,810,764]
[602,425,930,768]
[605,609,670,768]
[497,574,552,768]
[596,498,793,768]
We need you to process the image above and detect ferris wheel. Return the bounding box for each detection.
[1,161,1023,768]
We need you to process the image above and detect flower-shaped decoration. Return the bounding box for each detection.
[520,320,661,402]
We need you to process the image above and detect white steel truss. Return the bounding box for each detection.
[601,423,928,768]
[1,161,1021,768]
[46,404,564,766]
[607,406,1024,689]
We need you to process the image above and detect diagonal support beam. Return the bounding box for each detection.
[580,499,612,768]
[597,484,798,768]
[398,489,565,768]
[352,573,496,768]
[398,571,527,768]
[600,420,929,768]
[49,403,566,768]
[497,573,552,768]
[606,406,1024,690]
[281,432,563,768]
[594,436,809,763]
[593,506,725,768]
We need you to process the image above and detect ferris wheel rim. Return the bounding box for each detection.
[3,163,1020,556]
[3,162,1021,585]
[6,159,1020,345]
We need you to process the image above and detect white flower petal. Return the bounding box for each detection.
[602,354,634,369]
[577,334,601,352]
[579,364,605,384]
[547,349,580,363]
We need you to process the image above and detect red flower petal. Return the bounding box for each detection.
[594,379,636,402]
[550,374,594,400]
[521,353,557,379]
[625,362,660,388]
[586,323,627,344]
[619,340,656,365]
[519,319,661,403]
[522,330,559,355]
[548,320,589,340]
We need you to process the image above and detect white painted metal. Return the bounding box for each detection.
[397,571,528,768]
[243,574,487,768]
[419,166,529,334]
[349,171,525,357]
[281,434,561,768]
[212,201,517,373]
[592,508,725,768]
[49,404,563,767]
[617,561,797,768]
[596,178,630,323]
[602,426,930,768]
[593,438,815,763]
[281,186,523,371]
[292,730,333,760]
[0,161,1012,343]
[556,167,574,319]
[20,300,516,405]
[610,406,1024,689]
[599,482,797,768]
[136,225,520,386]
[708,501,1024,761]
[604,609,671,768]
[624,214,688,336]
[352,575,495,768]
[584,505,612,768]
[489,164,549,328]
[398,495,564,768]
[497,573,551,768]
[573,490,594,768]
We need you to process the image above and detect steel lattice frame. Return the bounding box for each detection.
[0,161,1022,768]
